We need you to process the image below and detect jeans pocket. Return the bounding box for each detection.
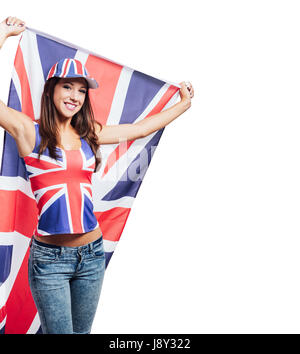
[92,239,105,259]
[32,245,58,264]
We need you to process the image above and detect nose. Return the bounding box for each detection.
[69,89,79,101]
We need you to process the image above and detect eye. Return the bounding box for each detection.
[80,89,87,94]
[63,84,71,90]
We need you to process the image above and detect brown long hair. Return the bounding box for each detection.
[37,77,102,172]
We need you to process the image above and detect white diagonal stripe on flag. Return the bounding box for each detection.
[20,30,45,120]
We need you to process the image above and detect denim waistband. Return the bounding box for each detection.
[32,234,103,251]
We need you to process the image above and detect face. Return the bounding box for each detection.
[52,77,88,120]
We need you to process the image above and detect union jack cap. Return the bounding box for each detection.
[46,58,99,89]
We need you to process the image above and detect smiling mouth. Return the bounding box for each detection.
[64,102,78,111]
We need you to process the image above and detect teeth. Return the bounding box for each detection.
[65,103,76,110]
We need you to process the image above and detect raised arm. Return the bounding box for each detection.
[96,82,194,144]
[0,17,35,157]
[0,16,25,48]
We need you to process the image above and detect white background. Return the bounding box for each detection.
[1,0,300,334]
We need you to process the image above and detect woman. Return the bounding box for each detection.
[0,16,194,334]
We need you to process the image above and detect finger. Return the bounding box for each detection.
[185,83,194,98]
[180,83,190,96]
[15,18,25,27]
[179,82,193,100]
[184,81,191,89]
[8,17,16,26]
[180,81,190,89]
[185,85,194,98]
[186,83,194,95]
[6,16,13,25]
[11,17,18,26]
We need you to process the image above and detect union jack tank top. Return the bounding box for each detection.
[23,122,99,237]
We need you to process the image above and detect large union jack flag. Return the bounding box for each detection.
[0,27,180,334]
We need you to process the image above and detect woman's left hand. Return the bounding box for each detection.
[179,81,194,107]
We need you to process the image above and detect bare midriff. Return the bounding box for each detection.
[34,226,103,247]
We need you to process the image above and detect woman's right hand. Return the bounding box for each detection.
[0,17,25,39]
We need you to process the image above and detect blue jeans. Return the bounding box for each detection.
[28,235,106,334]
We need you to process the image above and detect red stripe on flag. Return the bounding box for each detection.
[0,190,38,237]
[147,85,179,116]
[66,150,84,233]
[14,45,35,119]
[37,187,62,214]
[23,156,62,170]
[94,207,131,242]
[85,186,92,198]
[102,140,132,177]
[102,85,180,177]
[5,246,38,334]
[88,161,96,170]
[85,55,123,126]
[0,305,7,323]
